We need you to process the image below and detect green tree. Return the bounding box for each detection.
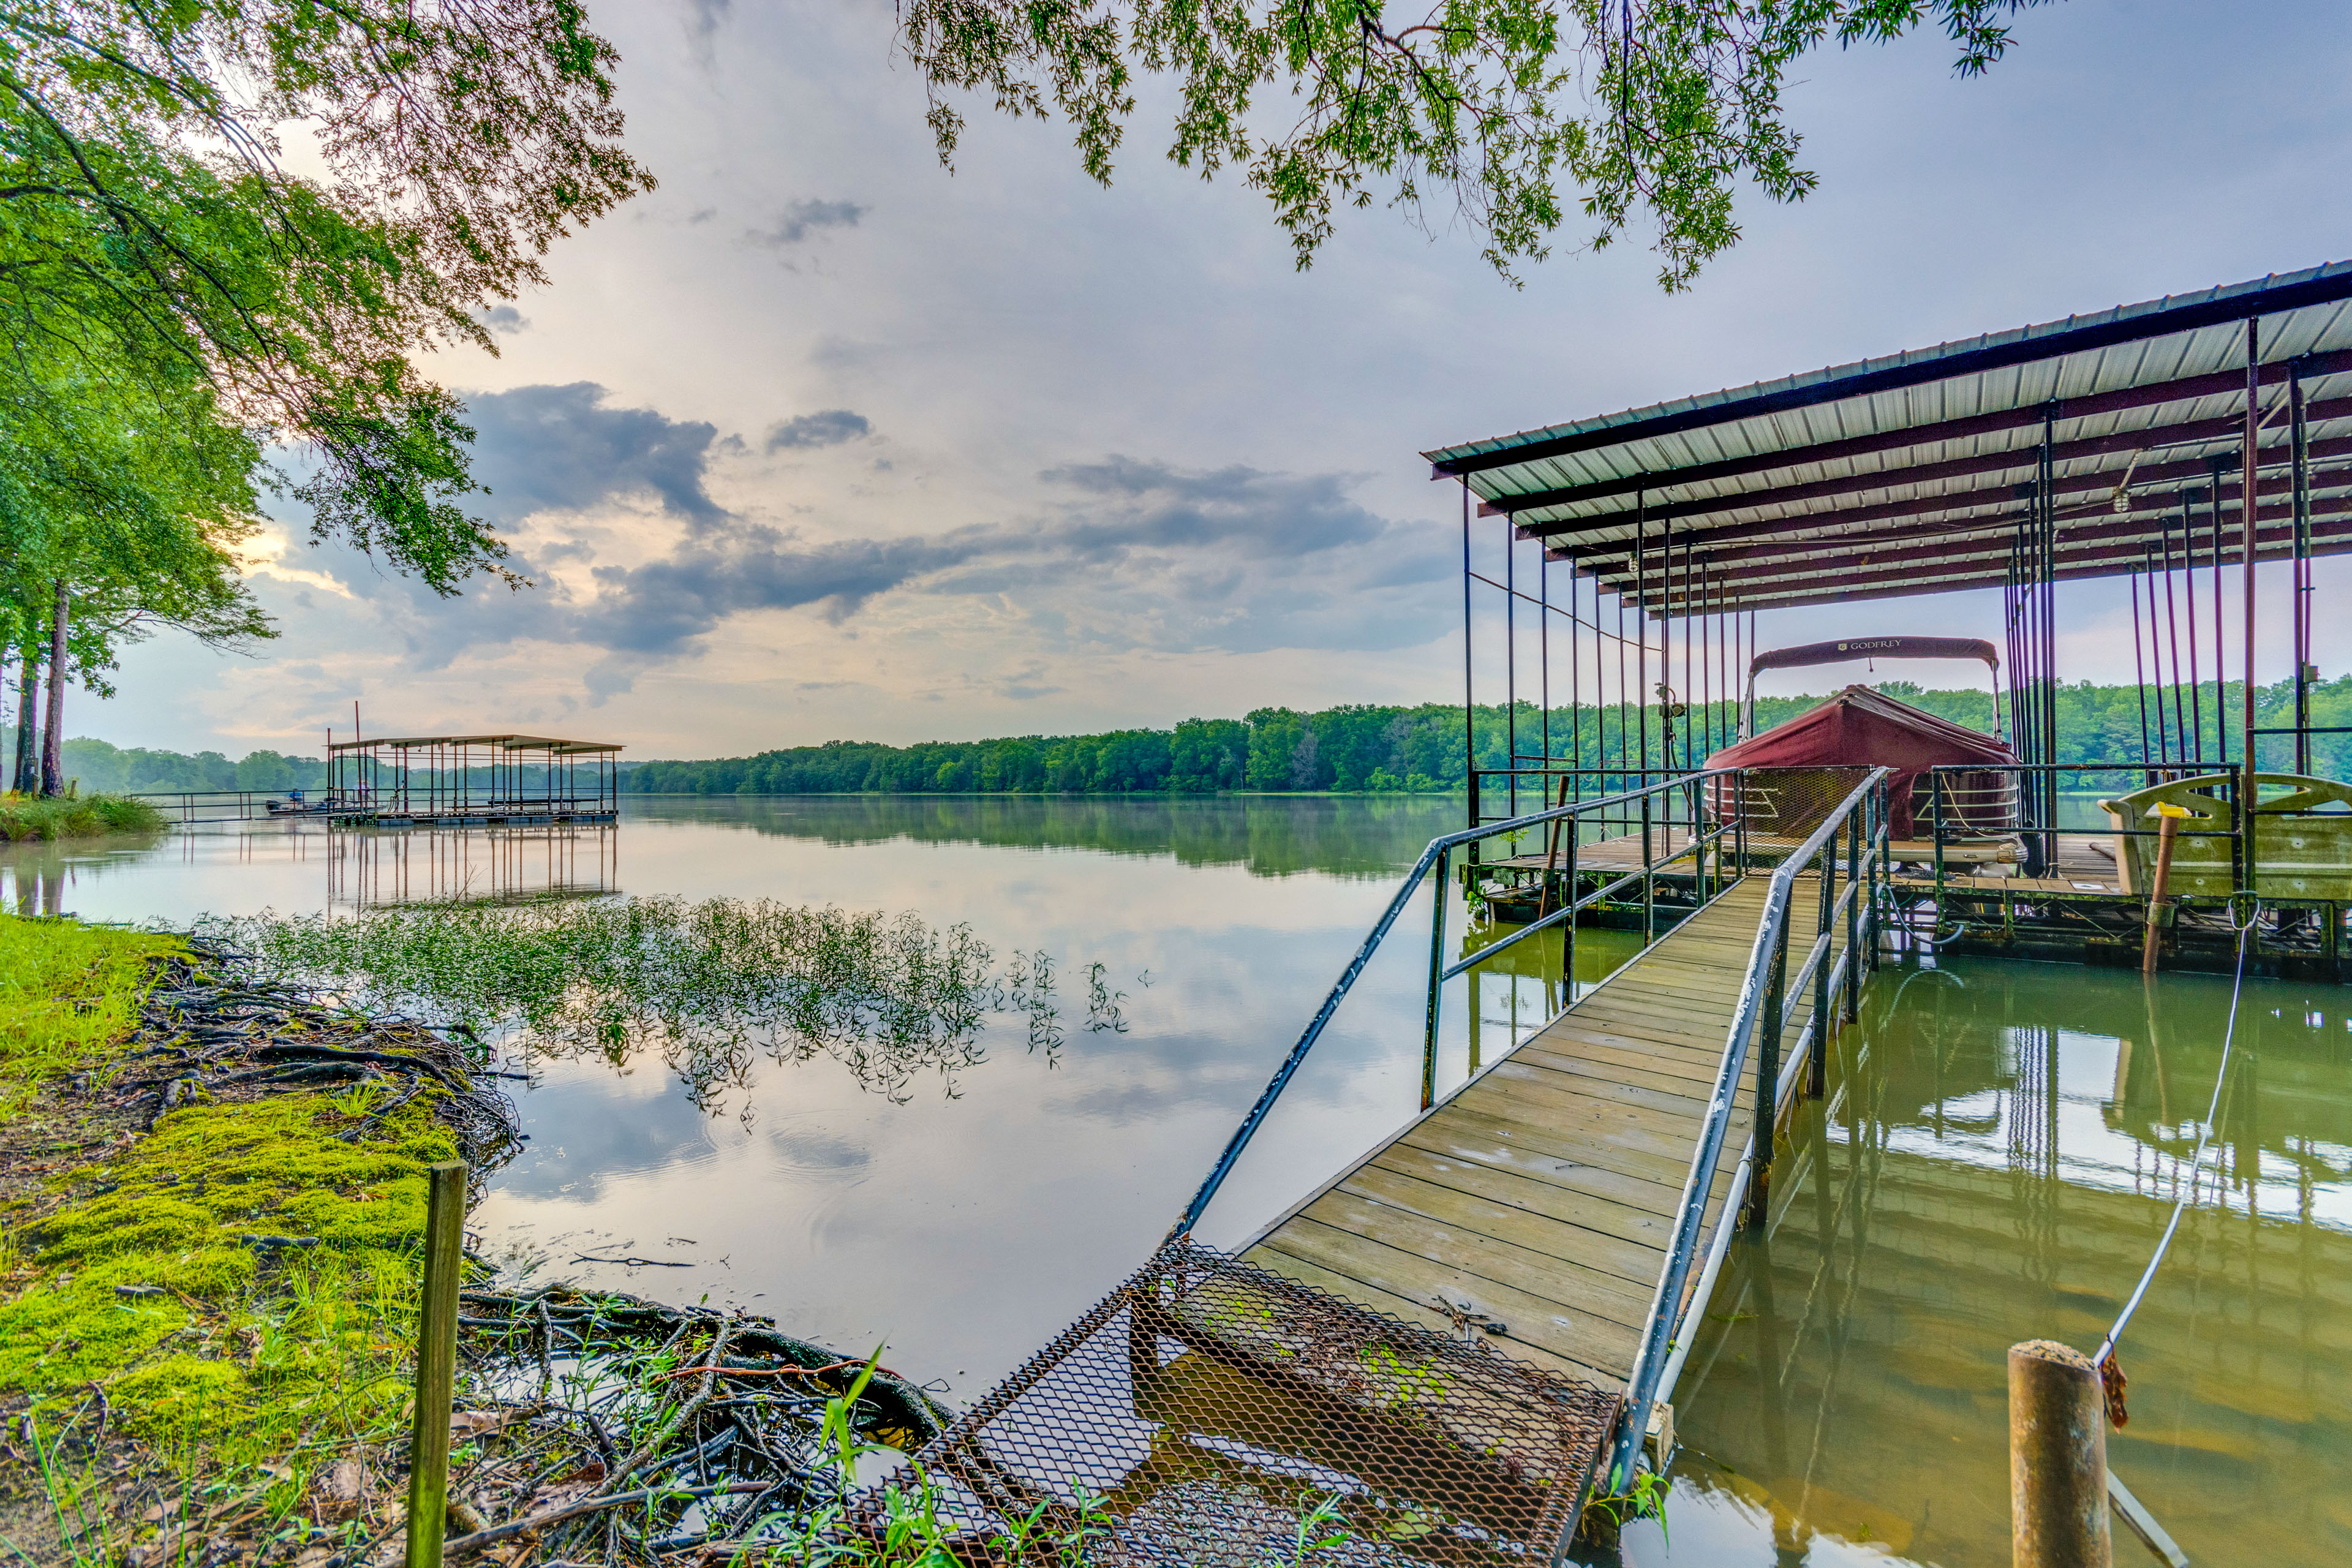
[900,0,2047,282]
[0,0,654,590]
[1,355,271,793]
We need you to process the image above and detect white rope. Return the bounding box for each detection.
[2092,896,2261,1370]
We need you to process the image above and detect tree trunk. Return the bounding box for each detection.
[39,579,67,797]
[13,628,38,796]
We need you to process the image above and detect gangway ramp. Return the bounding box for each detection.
[896,770,1888,1564]
[1242,872,1845,1389]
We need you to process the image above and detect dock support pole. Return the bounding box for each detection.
[1842,802,1861,1022]
[1423,848,1450,1111]
[1561,831,1578,997]
[2008,1340,2110,1568]
[1809,826,1834,1098]
[2141,813,2179,976]
[406,1161,468,1568]
[1746,914,1791,1228]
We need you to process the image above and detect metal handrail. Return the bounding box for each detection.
[1607,766,1891,1487]
[1170,768,1735,1239]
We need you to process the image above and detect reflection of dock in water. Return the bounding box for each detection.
[323,823,619,912]
[1673,970,2352,1564]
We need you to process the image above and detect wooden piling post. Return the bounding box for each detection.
[2008,1340,2109,1568]
[2141,809,2182,976]
[407,1161,469,1568]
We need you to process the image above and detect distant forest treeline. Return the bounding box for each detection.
[16,676,2350,796]
[623,676,2352,796]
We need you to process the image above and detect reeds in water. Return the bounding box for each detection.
[197,898,1113,1110]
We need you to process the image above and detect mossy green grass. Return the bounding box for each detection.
[0,915,459,1557]
[0,792,167,843]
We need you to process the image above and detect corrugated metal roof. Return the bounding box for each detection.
[327,733,622,753]
[1423,261,2352,612]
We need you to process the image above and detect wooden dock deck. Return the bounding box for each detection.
[1484,829,2124,895]
[1242,870,1845,1390]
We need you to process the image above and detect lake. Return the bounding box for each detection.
[6,796,2346,1566]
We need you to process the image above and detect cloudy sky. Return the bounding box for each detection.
[91,0,2352,758]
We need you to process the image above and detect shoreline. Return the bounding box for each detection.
[0,793,170,845]
[0,916,944,1567]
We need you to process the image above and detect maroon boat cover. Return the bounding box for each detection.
[1704,684,2017,837]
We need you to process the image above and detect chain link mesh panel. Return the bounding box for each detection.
[1708,766,1871,847]
[869,1240,1620,1566]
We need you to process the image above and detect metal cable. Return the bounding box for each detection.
[2092,895,2261,1370]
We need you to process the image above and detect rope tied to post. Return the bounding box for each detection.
[2090,893,2261,1423]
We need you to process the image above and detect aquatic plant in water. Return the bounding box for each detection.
[195,898,1120,1111]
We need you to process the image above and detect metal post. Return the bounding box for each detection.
[1866,782,1884,972]
[2166,502,2188,762]
[1843,799,1861,1022]
[1561,827,1579,995]
[2242,319,2260,828]
[406,1160,468,1568]
[1539,545,1551,792]
[2292,361,2312,774]
[1463,483,1476,842]
[2210,470,2226,763]
[1567,547,1581,797]
[2130,567,2152,771]
[2008,1340,2111,1568]
[1642,785,1656,944]
[1635,487,1649,796]
[1736,767,1748,873]
[1423,847,1450,1110]
[1811,823,1833,1096]
[1506,514,1518,820]
[1747,908,1791,1227]
[2040,418,2060,868]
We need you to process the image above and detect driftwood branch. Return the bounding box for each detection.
[440,1480,769,1559]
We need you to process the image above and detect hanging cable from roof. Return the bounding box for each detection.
[2090,895,2262,1422]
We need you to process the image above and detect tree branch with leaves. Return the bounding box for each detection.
[0,0,654,592]
[897,0,2049,283]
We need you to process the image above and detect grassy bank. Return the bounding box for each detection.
[0,792,168,842]
[0,921,519,1568]
[0,915,483,1563]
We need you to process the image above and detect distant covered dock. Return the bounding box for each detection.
[322,732,622,826]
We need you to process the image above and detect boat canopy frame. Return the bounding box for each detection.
[1738,635,2002,742]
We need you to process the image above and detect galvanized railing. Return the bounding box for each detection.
[129,788,299,824]
[1607,766,1891,1486]
[1170,764,1895,1510]
[1173,768,1743,1239]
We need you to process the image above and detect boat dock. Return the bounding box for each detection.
[892,265,2352,1561]
[1240,867,1842,1392]
[1477,827,2119,895]
[135,731,624,829]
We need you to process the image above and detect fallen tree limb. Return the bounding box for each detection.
[440,1480,769,1559]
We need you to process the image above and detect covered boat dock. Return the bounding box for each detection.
[317,732,622,826]
[1427,259,2352,978]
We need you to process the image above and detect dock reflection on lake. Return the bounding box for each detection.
[1651,957,2352,1568]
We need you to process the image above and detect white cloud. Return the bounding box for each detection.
[81,0,2352,755]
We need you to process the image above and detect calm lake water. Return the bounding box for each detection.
[6,796,2347,1566]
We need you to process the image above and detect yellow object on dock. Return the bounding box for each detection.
[2100,773,2352,900]
[1242,872,1844,1390]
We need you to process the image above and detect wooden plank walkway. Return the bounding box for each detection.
[1487,829,2124,894]
[1243,871,1845,1390]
